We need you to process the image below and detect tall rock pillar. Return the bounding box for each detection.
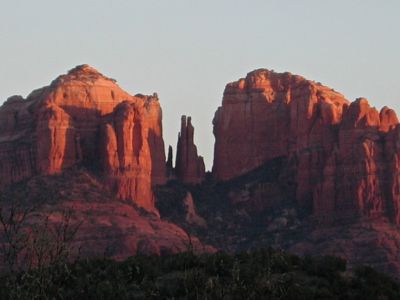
[175,116,205,184]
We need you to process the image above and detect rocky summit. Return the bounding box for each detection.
[213,69,400,222]
[0,64,166,213]
[1,65,400,276]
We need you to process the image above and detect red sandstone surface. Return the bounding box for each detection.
[0,65,166,213]
[212,69,400,224]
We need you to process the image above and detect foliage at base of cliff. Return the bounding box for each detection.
[0,248,399,300]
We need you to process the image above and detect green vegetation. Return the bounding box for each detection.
[0,249,399,299]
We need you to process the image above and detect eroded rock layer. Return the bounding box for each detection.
[212,69,400,222]
[100,97,166,212]
[0,65,166,212]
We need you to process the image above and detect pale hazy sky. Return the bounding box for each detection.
[1,1,399,169]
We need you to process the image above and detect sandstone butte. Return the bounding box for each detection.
[212,69,400,224]
[0,65,170,213]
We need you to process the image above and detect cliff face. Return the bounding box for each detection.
[175,116,205,184]
[212,69,400,223]
[0,65,166,212]
[213,70,348,180]
[99,97,166,212]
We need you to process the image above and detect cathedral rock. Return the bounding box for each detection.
[3,65,400,275]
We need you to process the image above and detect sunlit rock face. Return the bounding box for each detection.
[212,69,400,223]
[100,97,166,212]
[175,116,205,185]
[0,65,166,212]
[213,69,348,181]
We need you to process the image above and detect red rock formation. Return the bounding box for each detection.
[100,97,166,212]
[0,169,214,263]
[213,69,348,209]
[213,70,348,181]
[212,69,400,223]
[175,116,205,184]
[0,65,166,212]
[385,126,400,224]
[166,145,174,178]
[183,192,207,228]
[36,103,77,174]
[327,99,384,215]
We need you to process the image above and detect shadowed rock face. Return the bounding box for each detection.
[175,116,205,184]
[0,65,166,212]
[212,69,400,223]
[0,169,213,262]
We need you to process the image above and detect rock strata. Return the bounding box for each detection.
[212,69,400,223]
[100,96,166,212]
[0,65,166,212]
